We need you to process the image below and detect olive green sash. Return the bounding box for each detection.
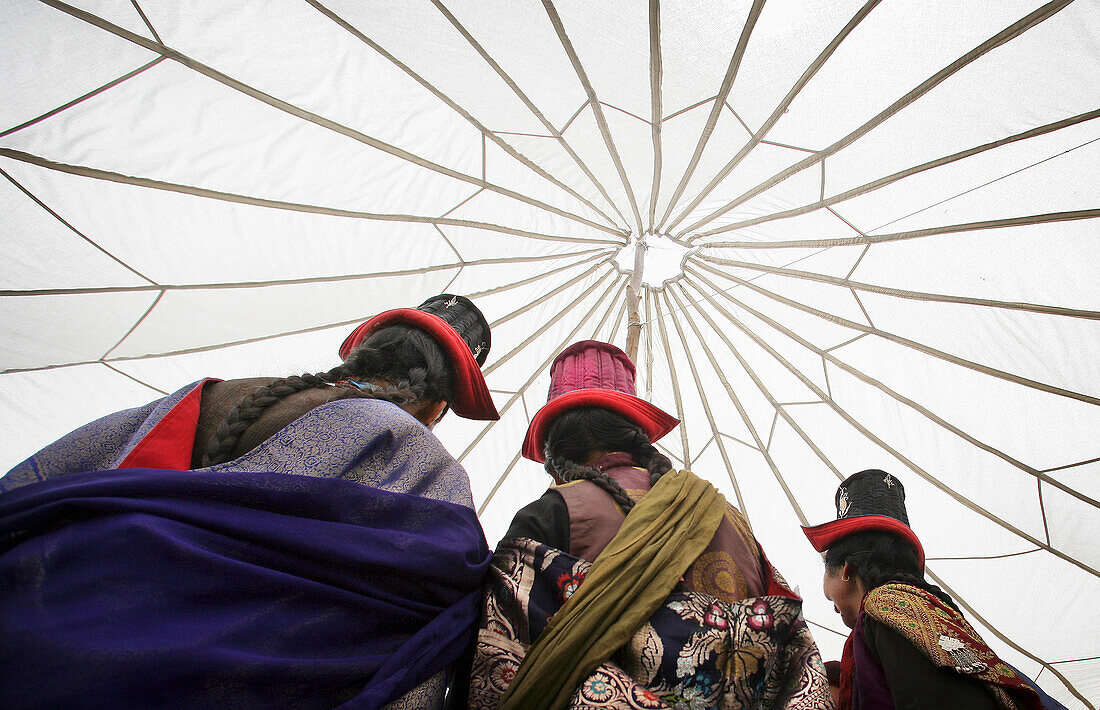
[498,469,726,710]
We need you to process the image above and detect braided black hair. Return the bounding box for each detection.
[543,406,673,513]
[201,325,456,467]
[824,530,958,611]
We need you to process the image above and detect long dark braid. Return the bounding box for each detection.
[543,407,674,513]
[201,325,455,467]
[824,530,959,611]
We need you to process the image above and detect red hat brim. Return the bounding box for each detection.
[339,309,499,421]
[522,389,679,463]
[801,515,925,570]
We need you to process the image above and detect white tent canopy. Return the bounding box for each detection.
[2,1,1097,706]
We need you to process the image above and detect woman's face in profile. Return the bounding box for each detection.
[823,563,863,629]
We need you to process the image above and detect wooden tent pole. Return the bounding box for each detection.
[625,237,646,361]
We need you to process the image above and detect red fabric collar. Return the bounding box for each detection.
[838,630,855,710]
[119,379,218,470]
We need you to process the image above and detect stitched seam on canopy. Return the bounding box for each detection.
[675,0,1074,239]
[0,148,617,246]
[541,0,645,236]
[660,0,882,234]
[35,0,624,238]
[686,261,1100,510]
[654,0,767,232]
[305,0,625,234]
[683,263,1100,578]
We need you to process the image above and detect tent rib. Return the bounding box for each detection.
[698,254,1100,321]
[600,289,631,344]
[541,0,645,236]
[671,286,799,523]
[1051,656,1100,665]
[0,167,158,286]
[432,224,465,262]
[683,267,1099,579]
[662,0,882,235]
[0,58,167,138]
[1,250,609,298]
[697,209,1100,250]
[806,620,850,639]
[100,291,163,360]
[674,0,1074,239]
[129,0,163,44]
[651,294,691,464]
[305,0,625,233]
[102,361,168,395]
[483,266,619,377]
[487,255,616,330]
[458,275,626,463]
[689,259,1100,409]
[653,0,767,232]
[925,549,1040,561]
[647,0,663,231]
[683,266,1100,576]
[660,289,751,518]
[663,95,717,123]
[474,288,628,512]
[759,139,816,154]
[861,138,1100,236]
[676,279,844,482]
[429,0,632,230]
[643,289,655,400]
[693,109,1100,239]
[1,314,379,376]
[1042,456,1100,473]
[439,189,484,220]
[34,0,623,238]
[687,262,1100,510]
[1038,479,1052,546]
[476,451,524,516]
[600,102,652,127]
[0,148,618,246]
[925,568,1095,709]
[467,249,617,299]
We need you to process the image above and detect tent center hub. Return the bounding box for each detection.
[614,233,696,288]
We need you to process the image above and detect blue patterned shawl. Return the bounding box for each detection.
[0,382,491,709]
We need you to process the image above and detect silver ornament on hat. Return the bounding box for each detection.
[838,488,851,518]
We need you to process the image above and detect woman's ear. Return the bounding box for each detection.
[408,399,447,429]
[842,561,868,594]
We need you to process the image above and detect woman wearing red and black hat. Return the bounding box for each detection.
[469,340,829,710]
[0,295,498,710]
[803,470,1060,710]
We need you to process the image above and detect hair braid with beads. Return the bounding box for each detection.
[542,407,673,513]
[201,325,455,467]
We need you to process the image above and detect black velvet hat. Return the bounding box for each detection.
[802,469,925,568]
[415,294,491,366]
[338,294,498,420]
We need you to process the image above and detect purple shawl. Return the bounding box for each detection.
[1,382,491,709]
[0,467,490,709]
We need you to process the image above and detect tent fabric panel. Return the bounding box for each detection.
[0,0,157,131]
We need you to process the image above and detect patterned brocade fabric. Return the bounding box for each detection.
[864,584,1041,710]
[3,380,474,508]
[471,538,830,710]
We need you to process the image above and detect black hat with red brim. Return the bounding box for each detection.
[339,295,499,421]
[801,469,925,569]
[522,340,679,463]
